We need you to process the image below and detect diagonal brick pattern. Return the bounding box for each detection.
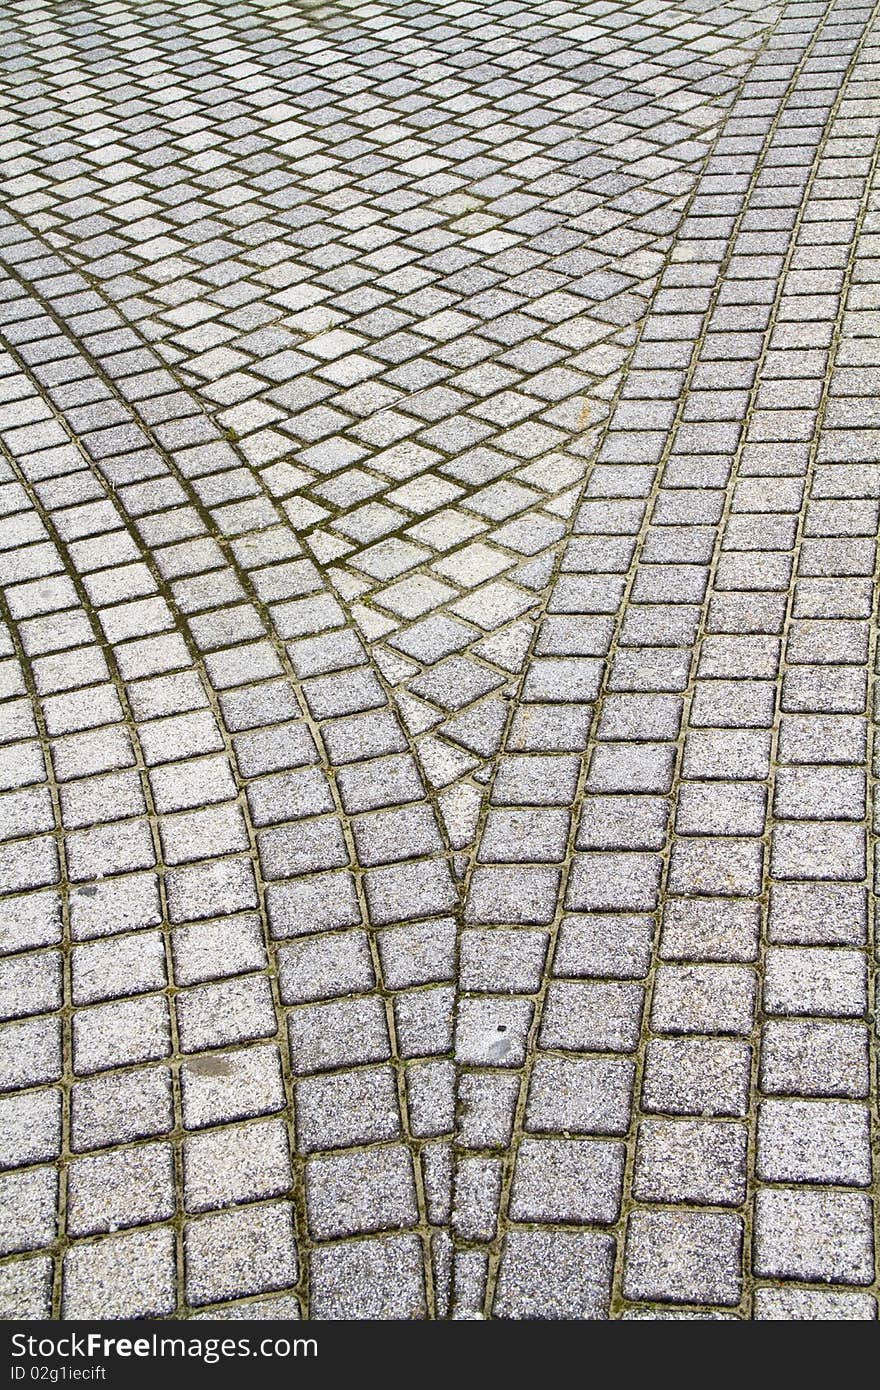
[1,0,782,849]
[0,0,878,1320]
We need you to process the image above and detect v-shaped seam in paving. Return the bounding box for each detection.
[0,0,878,1321]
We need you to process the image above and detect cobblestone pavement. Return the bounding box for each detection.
[0,0,878,1321]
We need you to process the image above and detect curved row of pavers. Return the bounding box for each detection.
[0,259,460,1318]
[452,0,880,1319]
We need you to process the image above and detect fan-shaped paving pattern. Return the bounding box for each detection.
[0,0,878,1320]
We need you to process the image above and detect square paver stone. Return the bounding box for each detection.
[305,1145,418,1240]
[0,1168,57,1255]
[753,1289,877,1320]
[309,1235,426,1319]
[67,1143,175,1235]
[62,1228,176,1318]
[295,1066,401,1152]
[183,1119,292,1211]
[509,1138,625,1223]
[753,1190,874,1284]
[180,1044,286,1128]
[539,982,644,1052]
[0,1255,53,1319]
[525,1055,635,1136]
[493,1231,615,1319]
[756,1099,871,1185]
[623,1210,743,1306]
[642,1039,752,1116]
[759,1020,869,1097]
[185,1202,298,1306]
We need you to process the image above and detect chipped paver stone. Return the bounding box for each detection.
[0,0,878,1322]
